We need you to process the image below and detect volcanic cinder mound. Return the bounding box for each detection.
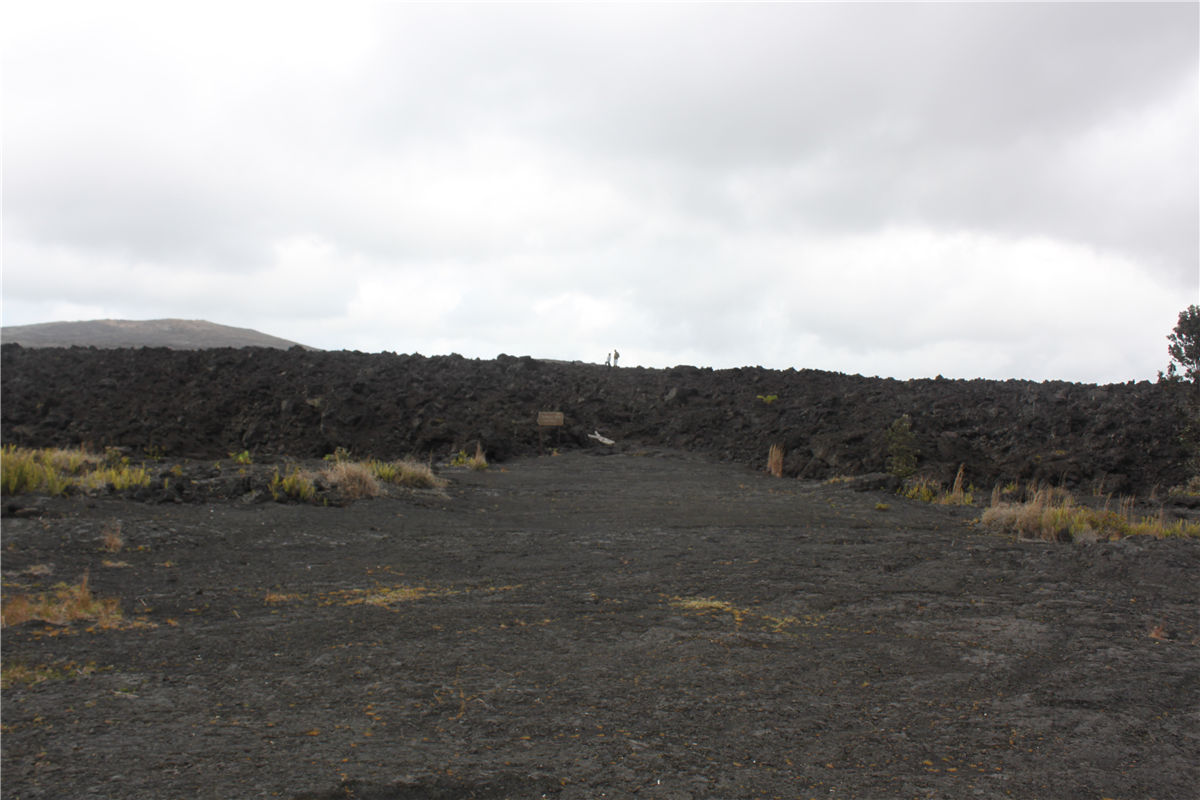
[2,344,1193,495]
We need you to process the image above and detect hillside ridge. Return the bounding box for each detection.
[0,318,316,350]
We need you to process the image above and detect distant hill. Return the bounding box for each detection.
[0,319,317,350]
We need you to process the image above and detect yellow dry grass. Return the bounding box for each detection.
[469,443,488,471]
[99,521,124,553]
[902,465,974,505]
[321,583,455,609]
[1,572,123,629]
[1,660,102,689]
[767,444,784,478]
[1,445,150,495]
[668,595,823,631]
[323,460,381,499]
[264,591,304,605]
[981,488,1200,541]
[369,458,447,489]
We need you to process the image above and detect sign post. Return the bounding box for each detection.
[537,411,564,454]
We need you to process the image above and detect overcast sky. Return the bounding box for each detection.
[3,2,1197,383]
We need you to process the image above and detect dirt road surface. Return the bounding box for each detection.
[2,451,1197,799]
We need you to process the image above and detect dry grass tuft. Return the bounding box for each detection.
[2,445,72,495]
[99,521,124,553]
[668,595,822,631]
[1169,475,1200,499]
[264,591,304,605]
[323,460,381,499]
[1,660,102,689]
[1,571,124,629]
[370,458,447,489]
[1,445,149,495]
[469,443,489,471]
[767,444,784,478]
[323,583,454,608]
[901,467,974,505]
[944,464,970,505]
[981,488,1200,541]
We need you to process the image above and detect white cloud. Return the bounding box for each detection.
[2,1,1195,382]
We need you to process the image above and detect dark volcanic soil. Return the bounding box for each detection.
[2,344,1195,495]
[2,451,1199,800]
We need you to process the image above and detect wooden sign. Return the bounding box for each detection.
[537,411,564,427]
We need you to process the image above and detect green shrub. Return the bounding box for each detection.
[1161,304,1200,382]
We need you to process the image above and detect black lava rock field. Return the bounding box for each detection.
[1,344,1194,494]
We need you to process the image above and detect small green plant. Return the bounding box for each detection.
[885,414,919,478]
[269,467,317,502]
[324,446,353,464]
[902,477,938,503]
[448,450,480,470]
[84,463,151,491]
[875,502,890,511]
[757,394,779,405]
[231,450,253,465]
